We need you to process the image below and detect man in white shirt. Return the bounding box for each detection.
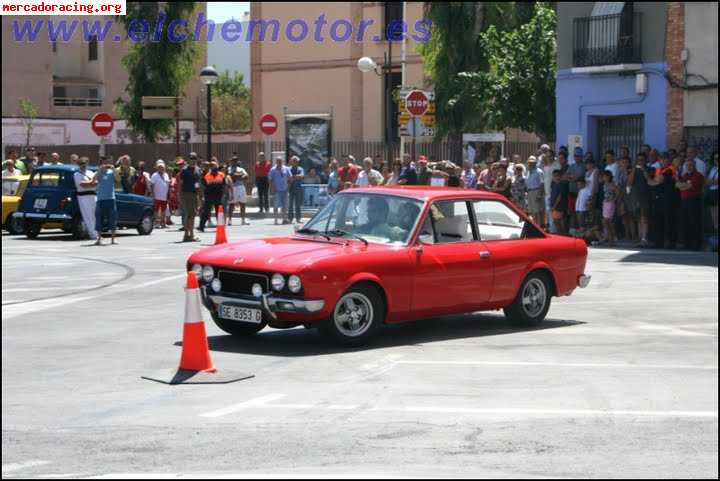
[73,157,97,240]
[2,159,17,178]
[150,160,170,228]
[356,157,383,187]
[682,146,706,176]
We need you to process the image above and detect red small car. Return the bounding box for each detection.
[187,187,590,345]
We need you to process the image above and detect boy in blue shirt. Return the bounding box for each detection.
[90,156,119,245]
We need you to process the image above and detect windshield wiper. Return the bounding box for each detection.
[295,227,331,241]
[325,229,369,246]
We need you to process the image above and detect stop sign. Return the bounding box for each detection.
[91,112,114,136]
[405,90,429,117]
[259,113,278,135]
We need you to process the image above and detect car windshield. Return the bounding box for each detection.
[2,179,20,196]
[30,172,62,187]
[301,192,424,245]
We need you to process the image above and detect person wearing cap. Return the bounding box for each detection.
[254,152,272,215]
[150,160,171,229]
[90,156,118,245]
[199,160,226,232]
[73,156,97,240]
[177,155,201,242]
[525,156,545,226]
[228,155,250,225]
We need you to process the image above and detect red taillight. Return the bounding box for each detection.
[60,197,72,210]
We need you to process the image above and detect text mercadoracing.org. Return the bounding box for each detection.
[7,10,433,45]
[1,0,125,15]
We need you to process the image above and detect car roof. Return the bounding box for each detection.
[341,186,508,202]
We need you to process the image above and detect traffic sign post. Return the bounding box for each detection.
[405,90,429,117]
[91,113,114,158]
[260,113,278,164]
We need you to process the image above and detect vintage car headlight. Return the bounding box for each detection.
[201,265,215,283]
[271,273,285,291]
[288,275,302,293]
[251,283,263,298]
[191,264,203,276]
[210,278,222,293]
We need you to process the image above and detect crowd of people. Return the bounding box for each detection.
[3,142,718,250]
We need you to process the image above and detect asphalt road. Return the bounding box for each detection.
[2,218,718,478]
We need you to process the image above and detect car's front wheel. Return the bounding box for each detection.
[7,214,24,235]
[320,283,385,346]
[504,271,552,327]
[25,220,41,239]
[137,211,154,235]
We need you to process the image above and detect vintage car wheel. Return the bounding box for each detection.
[321,284,385,346]
[71,216,88,240]
[504,271,552,327]
[7,214,25,235]
[213,317,267,337]
[24,220,41,239]
[137,212,154,235]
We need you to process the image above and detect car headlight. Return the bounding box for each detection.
[288,275,302,293]
[191,264,203,276]
[271,273,285,291]
[251,283,263,298]
[201,265,215,283]
[210,278,222,293]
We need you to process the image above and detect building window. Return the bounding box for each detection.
[88,35,98,61]
[384,2,404,41]
[597,115,644,159]
[573,3,641,67]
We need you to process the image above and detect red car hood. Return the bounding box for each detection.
[188,236,374,272]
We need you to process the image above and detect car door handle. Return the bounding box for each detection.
[479,251,491,258]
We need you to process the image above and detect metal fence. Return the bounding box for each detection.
[573,12,642,67]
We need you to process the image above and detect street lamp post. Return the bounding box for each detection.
[200,65,219,161]
[357,54,394,164]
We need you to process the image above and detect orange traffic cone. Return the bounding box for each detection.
[141,272,254,385]
[215,205,228,245]
[178,272,215,372]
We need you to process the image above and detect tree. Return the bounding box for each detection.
[200,71,252,133]
[115,2,200,142]
[419,3,518,163]
[18,98,38,149]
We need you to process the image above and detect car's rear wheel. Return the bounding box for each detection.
[137,211,154,235]
[504,271,552,327]
[71,216,88,240]
[25,220,41,239]
[320,283,384,346]
[212,315,267,336]
[7,214,24,235]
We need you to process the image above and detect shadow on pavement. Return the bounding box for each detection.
[190,314,584,357]
[618,250,718,267]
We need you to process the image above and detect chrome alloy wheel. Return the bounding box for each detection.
[521,278,547,318]
[333,292,374,337]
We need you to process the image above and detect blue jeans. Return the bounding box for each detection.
[95,199,118,232]
[288,188,303,222]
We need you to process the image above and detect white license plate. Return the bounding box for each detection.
[219,304,263,324]
[34,198,48,210]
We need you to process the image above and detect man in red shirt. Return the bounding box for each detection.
[337,154,359,191]
[255,152,272,215]
[678,159,705,250]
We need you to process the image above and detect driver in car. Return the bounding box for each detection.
[356,196,394,240]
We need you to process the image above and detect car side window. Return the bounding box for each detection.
[430,200,474,243]
[31,172,62,187]
[473,200,528,241]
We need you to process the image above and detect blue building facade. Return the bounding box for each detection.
[555,3,670,159]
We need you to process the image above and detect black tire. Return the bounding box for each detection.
[503,271,552,327]
[71,216,88,240]
[213,316,267,336]
[7,214,25,235]
[319,283,385,346]
[137,211,154,235]
[25,220,41,239]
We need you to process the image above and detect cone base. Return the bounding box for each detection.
[142,368,254,385]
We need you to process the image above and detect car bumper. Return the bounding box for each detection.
[577,274,591,288]
[13,212,72,221]
[201,287,326,321]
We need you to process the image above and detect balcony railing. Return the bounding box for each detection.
[53,97,103,107]
[573,12,642,68]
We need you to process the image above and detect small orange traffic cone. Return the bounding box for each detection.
[141,272,254,385]
[178,272,215,372]
[215,205,228,245]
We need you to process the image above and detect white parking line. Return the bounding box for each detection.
[2,460,51,474]
[394,360,719,370]
[199,394,287,418]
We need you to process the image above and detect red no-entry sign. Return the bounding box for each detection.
[259,113,278,135]
[405,90,429,117]
[91,112,114,136]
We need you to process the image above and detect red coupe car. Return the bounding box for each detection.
[187,186,590,345]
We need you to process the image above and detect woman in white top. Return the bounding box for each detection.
[150,161,171,228]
